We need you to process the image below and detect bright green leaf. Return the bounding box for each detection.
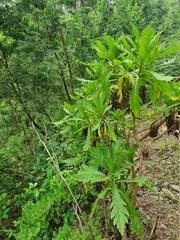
[74,165,109,184]
[129,78,142,117]
[110,184,129,236]
[150,71,174,81]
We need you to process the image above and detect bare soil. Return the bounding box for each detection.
[136,129,179,240]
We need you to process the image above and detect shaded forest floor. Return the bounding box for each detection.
[135,124,179,240]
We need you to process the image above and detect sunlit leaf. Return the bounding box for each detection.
[129,78,142,117]
[160,45,180,57]
[110,184,129,236]
[74,165,109,183]
[83,127,93,151]
[150,71,174,81]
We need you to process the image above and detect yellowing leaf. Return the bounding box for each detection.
[103,122,108,136]
[98,127,102,138]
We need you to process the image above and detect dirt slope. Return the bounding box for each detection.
[136,132,179,240]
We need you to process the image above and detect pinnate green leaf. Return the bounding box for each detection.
[130,208,143,238]
[160,45,180,57]
[129,78,142,117]
[64,102,76,115]
[106,122,117,142]
[83,127,92,151]
[110,184,129,236]
[90,183,111,218]
[74,165,109,184]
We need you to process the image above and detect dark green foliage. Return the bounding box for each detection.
[0,0,180,239]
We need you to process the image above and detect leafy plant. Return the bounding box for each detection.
[0,193,10,220]
[73,140,145,237]
[13,171,76,240]
[57,26,180,238]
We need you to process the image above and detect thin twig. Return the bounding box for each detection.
[131,116,144,206]
[148,214,160,240]
[0,167,34,178]
[141,122,178,144]
[132,117,144,177]
[139,117,166,142]
[72,203,84,233]
[32,122,84,233]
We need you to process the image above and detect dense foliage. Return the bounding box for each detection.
[0,0,179,239]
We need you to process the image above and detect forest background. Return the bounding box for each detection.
[0,0,180,239]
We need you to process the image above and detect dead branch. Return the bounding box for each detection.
[139,117,166,142]
[174,76,180,82]
[32,122,85,233]
[148,214,160,240]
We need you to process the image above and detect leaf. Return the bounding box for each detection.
[129,78,142,117]
[132,25,140,41]
[137,26,160,64]
[95,40,107,53]
[2,213,8,219]
[160,45,180,57]
[64,157,82,166]
[106,122,117,141]
[74,165,109,184]
[83,127,92,151]
[90,183,111,218]
[155,81,180,100]
[131,209,143,238]
[121,33,132,53]
[94,40,113,59]
[103,104,112,115]
[149,84,159,102]
[105,35,117,54]
[86,67,94,78]
[118,187,143,237]
[91,119,102,131]
[63,102,75,115]
[110,184,129,236]
[120,176,147,186]
[150,71,174,81]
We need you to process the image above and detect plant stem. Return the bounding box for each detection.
[32,122,85,233]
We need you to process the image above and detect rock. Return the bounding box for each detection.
[137,190,143,196]
[162,188,177,200]
[153,181,158,186]
[175,211,179,216]
[149,195,159,201]
[160,224,168,230]
[170,184,180,192]
[146,215,151,220]
[159,196,164,201]
[162,182,169,187]
[153,186,159,192]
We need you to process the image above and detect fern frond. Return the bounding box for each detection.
[110,184,129,236]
